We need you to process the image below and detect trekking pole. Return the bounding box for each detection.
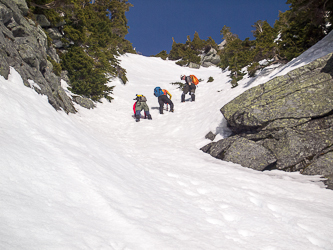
[166,103,168,111]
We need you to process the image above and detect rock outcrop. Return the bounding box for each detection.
[200,47,220,67]
[0,0,76,113]
[201,52,333,189]
[188,46,221,69]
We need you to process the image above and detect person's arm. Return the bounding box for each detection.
[167,90,172,99]
[186,76,192,85]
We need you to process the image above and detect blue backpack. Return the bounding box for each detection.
[154,87,164,97]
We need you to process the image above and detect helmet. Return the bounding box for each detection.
[180,75,185,80]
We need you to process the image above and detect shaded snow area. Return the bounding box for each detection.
[1,32,333,250]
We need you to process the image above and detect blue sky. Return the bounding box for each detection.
[125,0,290,56]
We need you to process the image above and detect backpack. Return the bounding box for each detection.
[190,75,199,85]
[154,87,164,97]
[136,94,147,102]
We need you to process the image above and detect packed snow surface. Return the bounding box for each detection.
[1,32,333,249]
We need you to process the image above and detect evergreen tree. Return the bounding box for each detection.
[251,20,279,64]
[204,36,219,51]
[275,0,333,60]
[287,0,333,34]
[61,46,114,101]
[153,50,168,60]
[191,31,205,51]
[167,32,217,66]
[168,38,185,61]
[27,0,135,102]
[218,26,254,87]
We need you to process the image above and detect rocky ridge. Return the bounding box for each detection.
[201,51,333,189]
[0,0,95,113]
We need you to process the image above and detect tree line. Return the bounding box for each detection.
[27,0,135,101]
[26,0,333,101]
[155,0,333,87]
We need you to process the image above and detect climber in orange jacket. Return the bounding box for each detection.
[162,89,172,111]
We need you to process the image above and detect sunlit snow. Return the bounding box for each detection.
[1,32,333,250]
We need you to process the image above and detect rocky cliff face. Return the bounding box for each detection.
[0,0,76,113]
[201,52,333,189]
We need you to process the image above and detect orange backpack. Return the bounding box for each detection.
[190,75,199,85]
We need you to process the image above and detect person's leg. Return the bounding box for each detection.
[142,103,152,119]
[145,110,152,120]
[164,97,174,112]
[181,93,185,102]
[182,85,189,102]
[191,93,195,101]
[190,85,196,101]
[169,101,174,112]
[135,110,141,122]
[135,102,144,121]
[158,96,164,114]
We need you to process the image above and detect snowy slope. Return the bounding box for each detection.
[1,32,333,250]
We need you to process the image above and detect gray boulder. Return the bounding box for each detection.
[188,62,200,69]
[34,14,51,27]
[72,96,95,109]
[201,52,333,189]
[205,131,216,141]
[302,147,333,189]
[0,0,76,113]
[222,54,333,132]
[223,137,277,171]
[12,0,28,16]
[47,46,60,63]
[201,47,220,67]
[47,28,62,40]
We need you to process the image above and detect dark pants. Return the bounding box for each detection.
[158,95,173,114]
[182,84,196,102]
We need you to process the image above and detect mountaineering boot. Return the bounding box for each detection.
[170,109,174,112]
[135,114,140,122]
[191,94,195,102]
[181,93,185,102]
[145,111,152,120]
